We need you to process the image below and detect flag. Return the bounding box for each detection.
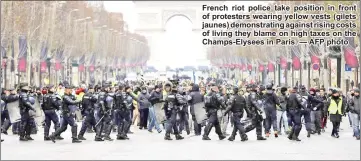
[241,58,246,71]
[89,54,95,72]
[10,40,15,72]
[1,46,6,69]
[280,56,287,69]
[311,55,320,64]
[268,61,275,72]
[343,36,359,68]
[291,46,301,70]
[259,62,265,72]
[247,59,252,71]
[78,55,85,72]
[40,42,48,73]
[18,36,28,72]
[55,48,63,71]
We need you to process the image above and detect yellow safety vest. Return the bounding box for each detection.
[76,92,85,101]
[162,90,168,99]
[328,97,343,115]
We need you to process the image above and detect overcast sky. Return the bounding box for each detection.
[103,1,268,70]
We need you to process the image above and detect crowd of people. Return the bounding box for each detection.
[0,78,360,144]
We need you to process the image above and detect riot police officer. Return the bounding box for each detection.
[287,86,304,141]
[225,87,248,141]
[188,84,204,136]
[118,86,139,139]
[18,84,36,141]
[42,85,62,141]
[263,84,280,138]
[78,85,98,140]
[94,83,113,141]
[246,84,267,140]
[202,83,226,141]
[50,85,82,143]
[164,84,186,140]
[113,84,128,140]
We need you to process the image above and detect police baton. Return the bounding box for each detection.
[95,115,105,127]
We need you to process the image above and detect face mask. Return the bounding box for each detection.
[141,90,146,94]
[351,93,355,96]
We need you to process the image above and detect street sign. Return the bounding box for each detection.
[345,64,352,71]
[312,63,320,70]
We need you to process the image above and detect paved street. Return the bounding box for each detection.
[1,120,360,160]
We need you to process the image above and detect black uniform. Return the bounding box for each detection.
[177,89,190,135]
[50,92,82,143]
[113,90,128,140]
[78,91,98,140]
[164,89,186,140]
[42,92,61,140]
[95,90,113,141]
[263,88,280,135]
[286,91,304,141]
[19,91,36,141]
[225,87,248,141]
[246,91,267,140]
[202,91,226,140]
[188,84,204,135]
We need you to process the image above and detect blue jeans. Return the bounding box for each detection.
[350,112,360,137]
[276,110,289,134]
[148,106,161,132]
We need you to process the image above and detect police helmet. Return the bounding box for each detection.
[28,96,36,105]
[266,84,273,90]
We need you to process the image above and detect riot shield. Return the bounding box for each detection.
[33,97,44,125]
[7,101,21,123]
[154,102,166,124]
[193,102,207,124]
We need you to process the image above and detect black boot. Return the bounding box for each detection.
[25,135,34,140]
[104,136,114,141]
[19,136,28,141]
[164,133,173,140]
[44,136,51,141]
[49,134,56,143]
[202,123,212,140]
[78,135,86,140]
[228,135,235,141]
[307,131,311,138]
[55,135,64,140]
[72,138,82,143]
[292,134,301,141]
[1,139,3,142]
[175,134,184,140]
[257,136,267,140]
[94,136,104,141]
[202,135,211,140]
[218,134,226,140]
[240,134,248,142]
